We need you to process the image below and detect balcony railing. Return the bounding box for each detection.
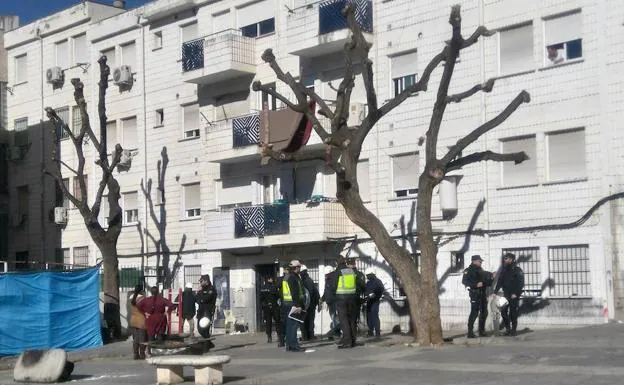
[319,0,373,35]
[232,113,260,147]
[182,39,204,72]
[234,203,290,238]
[181,29,256,74]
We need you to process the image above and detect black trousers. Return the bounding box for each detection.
[468,291,488,332]
[501,295,520,331]
[336,297,358,347]
[262,304,281,340]
[302,306,316,340]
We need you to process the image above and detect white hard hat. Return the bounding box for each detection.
[289,260,301,267]
[300,264,308,272]
[365,268,376,276]
[198,317,211,329]
[496,296,509,309]
[185,282,193,289]
[323,266,334,275]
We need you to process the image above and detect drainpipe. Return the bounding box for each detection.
[38,28,46,264]
[478,0,491,262]
[140,20,149,273]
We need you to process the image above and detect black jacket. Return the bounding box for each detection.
[175,288,197,319]
[282,273,305,308]
[328,265,366,300]
[365,276,385,303]
[196,284,217,318]
[462,264,493,293]
[259,281,280,308]
[300,270,320,310]
[321,271,336,305]
[495,264,525,297]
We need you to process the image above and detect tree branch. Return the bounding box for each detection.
[45,107,76,142]
[446,150,529,172]
[461,25,495,49]
[446,79,495,104]
[442,90,531,164]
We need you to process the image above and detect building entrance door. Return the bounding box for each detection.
[255,263,278,332]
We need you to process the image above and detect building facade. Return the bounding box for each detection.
[3,0,624,332]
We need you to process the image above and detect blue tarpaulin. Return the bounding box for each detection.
[0,266,103,356]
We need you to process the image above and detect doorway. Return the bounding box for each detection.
[255,263,278,332]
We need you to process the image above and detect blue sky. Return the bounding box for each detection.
[1,0,152,26]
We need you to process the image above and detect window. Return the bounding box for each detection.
[184,265,202,291]
[155,109,164,126]
[55,179,64,208]
[14,117,28,146]
[62,178,70,209]
[499,23,533,75]
[391,153,418,198]
[56,107,70,140]
[73,246,89,267]
[546,128,585,182]
[450,251,464,271]
[544,11,582,65]
[500,136,536,186]
[548,245,590,297]
[106,121,117,153]
[241,18,275,38]
[181,23,198,43]
[55,40,69,69]
[184,183,201,218]
[121,117,138,150]
[357,160,370,201]
[73,175,88,204]
[294,166,316,202]
[14,54,27,84]
[391,51,417,96]
[73,34,88,64]
[58,248,70,268]
[502,247,541,297]
[72,105,82,135]
[153,31,163,50]
[123,192,139,224]
[121,42,136,70]
[101,48,116,68]
[183,104,200,138]
[17,185,29,217]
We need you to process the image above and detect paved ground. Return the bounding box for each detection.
[2,324,624,384]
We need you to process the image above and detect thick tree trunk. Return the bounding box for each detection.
[97,239,121,341]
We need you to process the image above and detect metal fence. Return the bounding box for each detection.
[232,112,260,147]
[234,203,290,238]
[319,0,373,35]
[547,245,591,297]
[502,247,541,297]
[184,265,202,291]
[181,39,204,72]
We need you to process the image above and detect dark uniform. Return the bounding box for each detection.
[329,259,366,348]
[495,253,525,336]
[300,268,320,340]
[364,273,385,337]
[196,276,217,338]
[321,269,341,339]
[462,255,493,338]
[281,266,306,352]
[276,263,290,347]
[259,278,281,343]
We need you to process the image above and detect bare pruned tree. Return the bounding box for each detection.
[253,4,530,345]
[45,56,124,339]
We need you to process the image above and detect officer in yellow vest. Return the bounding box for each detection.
[328,256,366,348]
[281,260,306,352]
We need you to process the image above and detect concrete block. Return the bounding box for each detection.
[13,349,74,383]
[156,365,184,385]
[195,364,223,385]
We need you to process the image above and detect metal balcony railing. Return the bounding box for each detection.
[319,0,373,35]
[182,39,204,72]
[232,112,260,147]
[182,29,255,73]
[234,203,290,238]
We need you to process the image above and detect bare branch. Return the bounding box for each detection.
[44,168,80,208]
[45,107,76,142]
[461,25,495,49]
[442,90,531,164]
[446,79,495,104]
[58,160,79,175]
[96,55,110,161]
[71,78,101,150]
[259,144,328,164]
[446,150,529,173]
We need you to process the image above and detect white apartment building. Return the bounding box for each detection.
[3,0,624,333]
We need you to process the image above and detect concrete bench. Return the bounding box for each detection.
[146,355,231,385]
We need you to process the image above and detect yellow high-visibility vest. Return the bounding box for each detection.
[336,268,356,295]
[281,274,303,302]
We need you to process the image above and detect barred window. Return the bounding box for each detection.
[548,245,590,297]
[301,259,319,286]
[184,265,202,291]
[73,246,89,267]
[56,107,70,140]
[502,247,541,297]
[72,106,82,136]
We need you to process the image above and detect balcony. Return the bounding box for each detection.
[285,0,373,57]
[204,201,354,250]
[182,30,256,84]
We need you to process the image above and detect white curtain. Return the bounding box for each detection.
[184,184,201,210]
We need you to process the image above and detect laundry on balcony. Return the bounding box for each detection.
[260,101,316,156]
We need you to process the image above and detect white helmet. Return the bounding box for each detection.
[185,282,193,289]
[198,317,211,329]
[365,268,376,276]
[323,266,334,275]
[300,264,308,272]
[496,296,509,309]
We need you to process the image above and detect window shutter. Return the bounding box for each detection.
[121,42,136,69]
[72,106,82,135]
[122,117,137,149]
[502,136,536,186]
[391,51,417,79]
[548,129,585,181]
[212,11,232,33]
[106,121,117,152]
[236,0,275,27]
[56,40,69,68]
[73,35,88,64]
[182,23,198,43]
[500,24,533,74]
[357,160,370,201]
[392,153,419,192]
[545,12,582,46]
[99,196,110,226]
[183,104,199,132]
[185,184,201,209]
[15,55,27,83]
[101,48,116,68]
[124,192,138,210]
[57,107,69,125]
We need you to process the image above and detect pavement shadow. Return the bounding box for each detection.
[212,342,257,352]
[69,374,93,380]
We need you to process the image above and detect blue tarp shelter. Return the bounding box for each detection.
[0,266,102,356]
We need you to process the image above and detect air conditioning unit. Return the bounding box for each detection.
[113,65,133,86]
[348,102,367,126]
[7,146,22,161]
[46,66,64,85]
[54,207,68,225]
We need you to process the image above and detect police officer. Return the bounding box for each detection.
[259,275,281,343]
[462,255,493,338]
[329,256,366,348]
[281,260,306,352]
[346,258,366,331]
[321,265,341,340]
[196,274,217,338]
[364,268,384,337]
[300,265,320,341]
[276,263,290,347]
[495,252,524,336]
